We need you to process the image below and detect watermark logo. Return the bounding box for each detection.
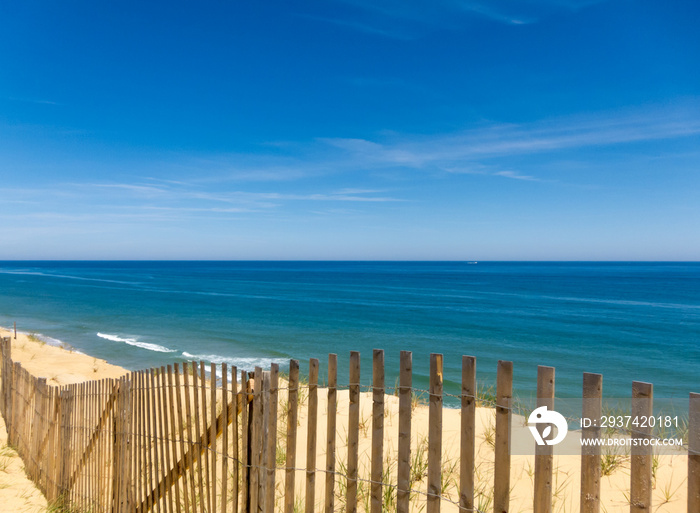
[528,406,568,446]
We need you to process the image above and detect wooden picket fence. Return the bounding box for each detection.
[1,336,699,513]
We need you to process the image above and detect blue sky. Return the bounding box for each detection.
[1,0,698,260]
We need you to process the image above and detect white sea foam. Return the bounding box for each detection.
[97,332,175,353]
[181,351,287,372]
[32,333,64,347]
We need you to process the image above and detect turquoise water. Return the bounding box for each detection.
[0,261,698,401]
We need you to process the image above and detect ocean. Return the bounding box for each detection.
[0,261,698,403]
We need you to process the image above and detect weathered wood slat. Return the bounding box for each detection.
[240,369,249,513]
[534,366,555,513]
[250,367,263,513]
[210,363,218,513]
[325,354,338,513]
[494,360,513,513]
[689,393,700,513]
[259,370,270,512]
[221,363,229,513]
[182,363,199,513]
[284,360,300,513]
[580,373,602,513]
[460,356,476,513]
[427,353,443,513]
[305,359,319,513]
[200,361,212,513]
[397,351,412,513]
[371,349,384,513]
[347,351,361,513]
[630,381,653,513]
[166,365,182,513]
[231,366,239,513]
[266,364,279,513]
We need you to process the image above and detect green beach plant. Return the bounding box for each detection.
[410,436,429,486]
[600,446,626,476]
[658,472,685,507]
[475,383,497,407]
[482,413,496,449]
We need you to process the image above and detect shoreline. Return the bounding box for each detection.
[0,326,127,386]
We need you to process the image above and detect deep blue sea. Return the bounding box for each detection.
[0,261,698,403]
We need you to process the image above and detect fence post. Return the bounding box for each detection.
[124,378,133,513]
[325,354,338,513]
[371,349,384,513]
[31,377,47,486]
[266,364,279,513]
[10,361,21,447]
[689,393,700,513]
[61,387,72,508]
[397,351,412,513]
[581,373,602,513]
[427,353,443,513]
[347,351,361,513]
[284,360,299,513]
[305,359,319,513]
[231,365,239,513]
[630,381,653,513]
[241,369,249,513]
[259,370,271,513]
[494,360,513,513]
[221,363,229,513]
[534,366,555,513]
[460,356,476,513]
[111,378,132,513]
[0,337,9,421]
[250,367,263,513]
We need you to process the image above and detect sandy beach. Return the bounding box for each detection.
[0,326,690,512]
[0,327,126,512]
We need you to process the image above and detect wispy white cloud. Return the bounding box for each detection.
[103,102,696,192]
[0,180,405,226]
[82,183,169,195]
[5,103,695,227]
[297,14,415,40]
[493,170,541,181]
[7,96,62,106]
[306,0,613,36]
[316,102,700,174]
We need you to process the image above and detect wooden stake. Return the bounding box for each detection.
[427,353,443,513]
[231,366,239,513]
[210,363,217,513]
[240,370,249,513]
[630,381,653,513]
[284,360,299,513]
[305,359,319,513]
[266,364,279,513]
[534,366,555,513]
[494,360,513,513]
[325,354,338,513]
[200,361,212,513]
[371,349,385,513]
[397,351,412,513]
[689,393,700,513]
[580,373,602,513]
[221,363,229,513]
[460,356,476,513]
[347,351,360,513]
